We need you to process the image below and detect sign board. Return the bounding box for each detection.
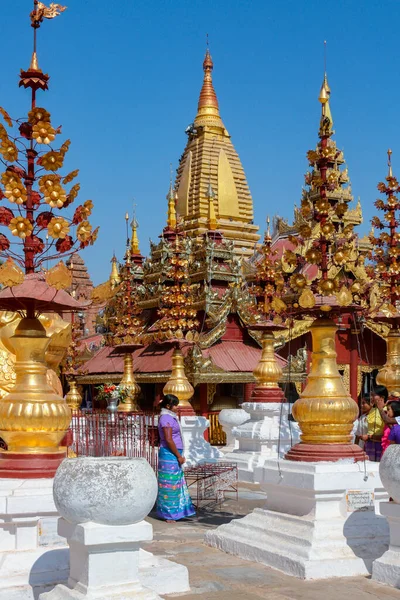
[346,490,374,513]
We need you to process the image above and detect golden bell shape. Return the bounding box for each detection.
[65,378,82,411]
[0,317,71,453]
[163,347,194,411]
[376,330,400,397]
[292,318,358,444]
[118,353,141,412]
[253,331,283,389]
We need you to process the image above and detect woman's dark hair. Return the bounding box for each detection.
[372,385,389,402]
[361,394,371,405]
[387,401,400,418]
[160,394,179,409]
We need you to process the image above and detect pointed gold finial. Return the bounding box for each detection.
[29,51,40,71]
[265,215,271,240]
[110,254,121,286]
[318,44,333,136]
[194,44,224,129]
[130,213,140,255]
[167,181,177,230]
[388,149,393,177]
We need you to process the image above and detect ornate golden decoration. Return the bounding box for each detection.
[0,317,70,453]
[65,378,82,411]
[45,260,72,290]
[0,258,24,287]
[253,331,283,388]
[376,331,400,396]
[337,363,350,394]
[117,354,141,412]
[207,382,217,405]
[292,319,358,444]
[163,347,194,410]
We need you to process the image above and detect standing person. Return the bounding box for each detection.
[387,401,400,445]
[156,394,195,523]
[359,394,384,461]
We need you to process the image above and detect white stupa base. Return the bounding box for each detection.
[0,479,189,600]
[205,458,389,579]
[39,520,162,600]
[223,402,300,483]
[372,501,400,588]
[0,477,66,599]
[181,415,223,466]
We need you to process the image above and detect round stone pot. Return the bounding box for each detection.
[380,444,400,502]
[218,408,250,449]
[53,456,158,526]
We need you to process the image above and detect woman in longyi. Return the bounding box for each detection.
[156,394,195,523]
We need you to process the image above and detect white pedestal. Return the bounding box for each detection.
[218,409,250,453]
[223,402,300,483]
[372,501,400,587]
[181,415,223,466]
[0,477,67,598]
[0,477,190,600]
[205,458,389,579]
[40,519,162,599]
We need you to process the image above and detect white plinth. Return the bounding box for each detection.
[0,477,67,598]
[372,501,400,587]
[0,475,190,600]
[223,402,300,483]
[39,519,162,599]
[181,415,223,466]
[218,409,250,453]
[205,458,389,579]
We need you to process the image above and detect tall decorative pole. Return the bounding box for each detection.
[280,73,366,462]
[369,150,400,396]
[0,2,97,477]
[104,214,145,412]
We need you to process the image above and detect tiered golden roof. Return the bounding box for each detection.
[174,49,259,256]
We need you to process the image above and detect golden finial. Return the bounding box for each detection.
[110,254,121,286]
[388,149,393,177]
[194,41,224,129]
[29,51,40,71]
[130,207,140,255]
[265,215,271,239]
[166,176,177,230]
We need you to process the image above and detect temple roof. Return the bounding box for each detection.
[174,50,259,256]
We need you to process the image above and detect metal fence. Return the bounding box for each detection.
[67,411,159,471]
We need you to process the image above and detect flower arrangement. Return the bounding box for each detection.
[96,383,130,404]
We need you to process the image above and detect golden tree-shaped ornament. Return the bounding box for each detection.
[0,3,98,477]
[369,150,400,396]
[280,74,365,463]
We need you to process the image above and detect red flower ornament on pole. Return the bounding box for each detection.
[0,2,98,478]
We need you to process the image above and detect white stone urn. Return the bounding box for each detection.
[53,456,158,526]
[380,445,400,502]
[218,408,250,452]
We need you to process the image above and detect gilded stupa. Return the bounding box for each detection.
[174,49,260,256]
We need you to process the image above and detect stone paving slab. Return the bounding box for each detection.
[144,483,400,600]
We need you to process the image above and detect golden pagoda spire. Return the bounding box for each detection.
[318,44,333,136]
[29,51,40,71]
[194,45,224,130]
[109,254,121,287]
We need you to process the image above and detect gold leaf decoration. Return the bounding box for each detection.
[336,286,353,307]
[271,297,287,314]
[298,288,316,309]
[0,258,24,287]
[45,261,72,290]
[0,107,12,127]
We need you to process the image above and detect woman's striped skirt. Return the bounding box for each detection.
[156,447,196,521]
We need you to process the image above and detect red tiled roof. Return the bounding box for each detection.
[82,339,287,376]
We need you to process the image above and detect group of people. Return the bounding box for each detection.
[355,385,400,461]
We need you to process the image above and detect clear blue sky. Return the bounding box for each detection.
[1,0,399,285]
